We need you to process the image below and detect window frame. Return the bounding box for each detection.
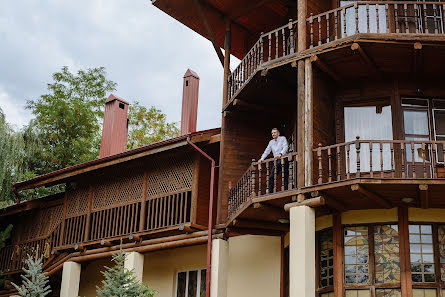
[175,268,207,297]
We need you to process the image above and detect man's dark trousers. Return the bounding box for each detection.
[268,159,289,193]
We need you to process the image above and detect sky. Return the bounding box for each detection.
[0,0,239,131]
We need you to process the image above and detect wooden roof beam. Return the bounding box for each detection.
[232,218,289,232]
[351,43,382,80]
[229,0,275,20]
[419,184,430,209]
[310,55,343,83]
[193,0,225,67]
[233,99,284,114]
[351,184,392,208]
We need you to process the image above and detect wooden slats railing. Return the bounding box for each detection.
[228,152,298,219]
[307,1,445,48]
[228,19,298,102]
[0,237,47,273]
[314,138,445,184]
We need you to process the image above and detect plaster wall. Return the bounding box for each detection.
[342,208,398,224]
[78,258,110,297]
[408,207,445,222]
[227,235,281,297]
[316,214,333,231]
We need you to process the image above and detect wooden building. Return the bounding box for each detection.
[2,0,445,296]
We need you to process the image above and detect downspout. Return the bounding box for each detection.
[186,136,216,297]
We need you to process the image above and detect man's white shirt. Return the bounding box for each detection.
[260,136,288,160]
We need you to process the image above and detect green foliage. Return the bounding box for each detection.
[0,109,41,204]
[127,101,180,150]
[11,254,51,297]
[97,251,157,297]
[0,224,13,249]
[27,66,117,173]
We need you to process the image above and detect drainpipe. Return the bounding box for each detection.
[186,136,216,297]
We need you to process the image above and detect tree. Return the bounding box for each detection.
[97,251,157,297]
[27,66,117,173]
[0,108,41,205]
[127,102,180,150]
[11,254,51,297]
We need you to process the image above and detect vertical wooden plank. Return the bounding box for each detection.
[83,185,93,242]
[191,155,200,225]
[433,224,442,287]
[59,191,69,246]
[333,213,343,297]
[398,207,413,297]
[369,224,376,291]
[139,171,148,232]
[162,196,167,228]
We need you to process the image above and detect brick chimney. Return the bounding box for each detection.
[180,69,199,135]
[99,94,129,158]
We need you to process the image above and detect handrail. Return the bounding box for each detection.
[228,152,298,219]
[314,137,445,184]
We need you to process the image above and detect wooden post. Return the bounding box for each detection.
[139,170,148,232]
[398,206,413,297]
[59,190,69,246]
[297,0,307,51]
[297,59,306,188]
[304,58,313,187]
[391,80,403,178]
[216,19,231,224]
[83,185,93,242]
[333,213,343,297]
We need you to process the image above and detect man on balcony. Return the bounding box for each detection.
[259,128,289,193]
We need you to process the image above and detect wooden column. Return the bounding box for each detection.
[391,80,404,178]
[333,213,344,297]
[304,58,313,187]
[297,60,306,189]
[398,206,413,297]
[297,0,307,52]
[216,20,231,224]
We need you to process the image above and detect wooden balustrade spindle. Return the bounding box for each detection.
[401,144,406,178]
[433,4,439,34]
[380,142,384,178]
[288,155,293,189]
[376,4,380,33]
[404,4,409,33]
[411,142,416,178]
[386,4,390,33]
[273,159,277,193]
[367,4,370,33]
[282,28,286,56]
[355,2,359,34]
[335,11,339,40]
[390,143,395,177]
[318,16,322,46]
[289,20,295,53]
[432,143,437,178]
[369,142,374,178]
[328,148,333,182]
[395,4,400,33]
[310,14,314,47]
[251,160,256,196]
[346,144,351,179]
[260,32,264,63]
[424,4,429,33]
[327,13,330,42]
[422,143,427,178]
[415,4,419,33]
[258,162,262,195]
[318,144,323,184]
[266,161,270,194]
[355,136,361,178]
[268,33,272,61]
[337,146,341,181]
[275,31,279,59]
[343,8,347,37]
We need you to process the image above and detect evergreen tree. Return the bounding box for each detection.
[11,254,51,297]
[97,251,157,297]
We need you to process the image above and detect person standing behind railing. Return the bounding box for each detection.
[259,128,289,193]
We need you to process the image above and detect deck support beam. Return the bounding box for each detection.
[289,205,315,297]
[351,184,392,208]
[310,55,342,83]
[193,0,225,67]
[351,43,381,79]
[419,184,430,209]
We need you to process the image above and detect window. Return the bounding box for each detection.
[375,289,402,297]
[374,225,400,283]
[344,226,369,284]
[319,229,334,287]
[344,105,393,172]
[409,225,435,283]
[176,269,206,297]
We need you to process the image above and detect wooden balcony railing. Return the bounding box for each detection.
[228,19,298,102]
[228,152,298,219]
[308,1,445,48]
[314,137,445,184]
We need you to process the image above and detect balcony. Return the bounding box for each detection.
[227,1,445,105]
[228,139,445,222]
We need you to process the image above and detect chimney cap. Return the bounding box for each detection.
[106,93,129,105]
[183,69,199,79]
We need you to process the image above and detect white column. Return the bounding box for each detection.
[124,251,144,283]
[60,261,81,297]
[289,206,315,297]
[211,239,229,297]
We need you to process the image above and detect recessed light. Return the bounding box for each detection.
[401,197,415,203]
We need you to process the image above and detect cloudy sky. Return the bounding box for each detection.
[0,0,239,131]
